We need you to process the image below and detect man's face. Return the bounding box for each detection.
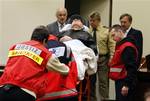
[120,16,131,31]
[71,19,83,30]
[89,17,100,29]
[56,10,67,24]
[110,28,123,42]
[146,97,150,101]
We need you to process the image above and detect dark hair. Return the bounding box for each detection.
[120,13,132,23]
[31,25,49,43]
[109,24,123,32]
[69,14,84,24]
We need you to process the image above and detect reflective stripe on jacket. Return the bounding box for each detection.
[38,37,78,100]
[0,40,51,97]
[37,55,78,100]
[109,42,137,80]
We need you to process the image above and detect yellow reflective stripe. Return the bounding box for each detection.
[110,68,122,72]
[8,50,43,65]
[41,89,77,99]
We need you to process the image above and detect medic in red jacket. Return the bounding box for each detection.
[0,26,69,101]
[37,35,78,101]
[109,24,138,101]
[109,42,137,80]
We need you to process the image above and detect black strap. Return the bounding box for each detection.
[93,28,97,43]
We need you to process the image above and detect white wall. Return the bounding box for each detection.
[112,0,150,57]
[80,0,110,27]
[0,1,2,65]
[0,0,64,65]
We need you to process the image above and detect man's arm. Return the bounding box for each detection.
[46,54,69,75]
[122,47,137,86]
[121,46,137,96]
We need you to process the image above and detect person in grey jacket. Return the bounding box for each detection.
[47,7,68,36]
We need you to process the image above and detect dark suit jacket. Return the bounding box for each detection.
[47,21,59,36]
[127,27,143,67]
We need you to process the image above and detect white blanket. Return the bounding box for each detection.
[64,39,97,80]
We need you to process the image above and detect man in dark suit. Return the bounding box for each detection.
[47,7,68,36]
[120,13,143,68]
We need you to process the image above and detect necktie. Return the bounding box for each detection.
[93,28,97,43]
[60,24,64,29]
[93,28,98,55]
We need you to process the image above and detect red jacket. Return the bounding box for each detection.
[109,42,137,80]
[0,40,51,97]
[37,53,78,101]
